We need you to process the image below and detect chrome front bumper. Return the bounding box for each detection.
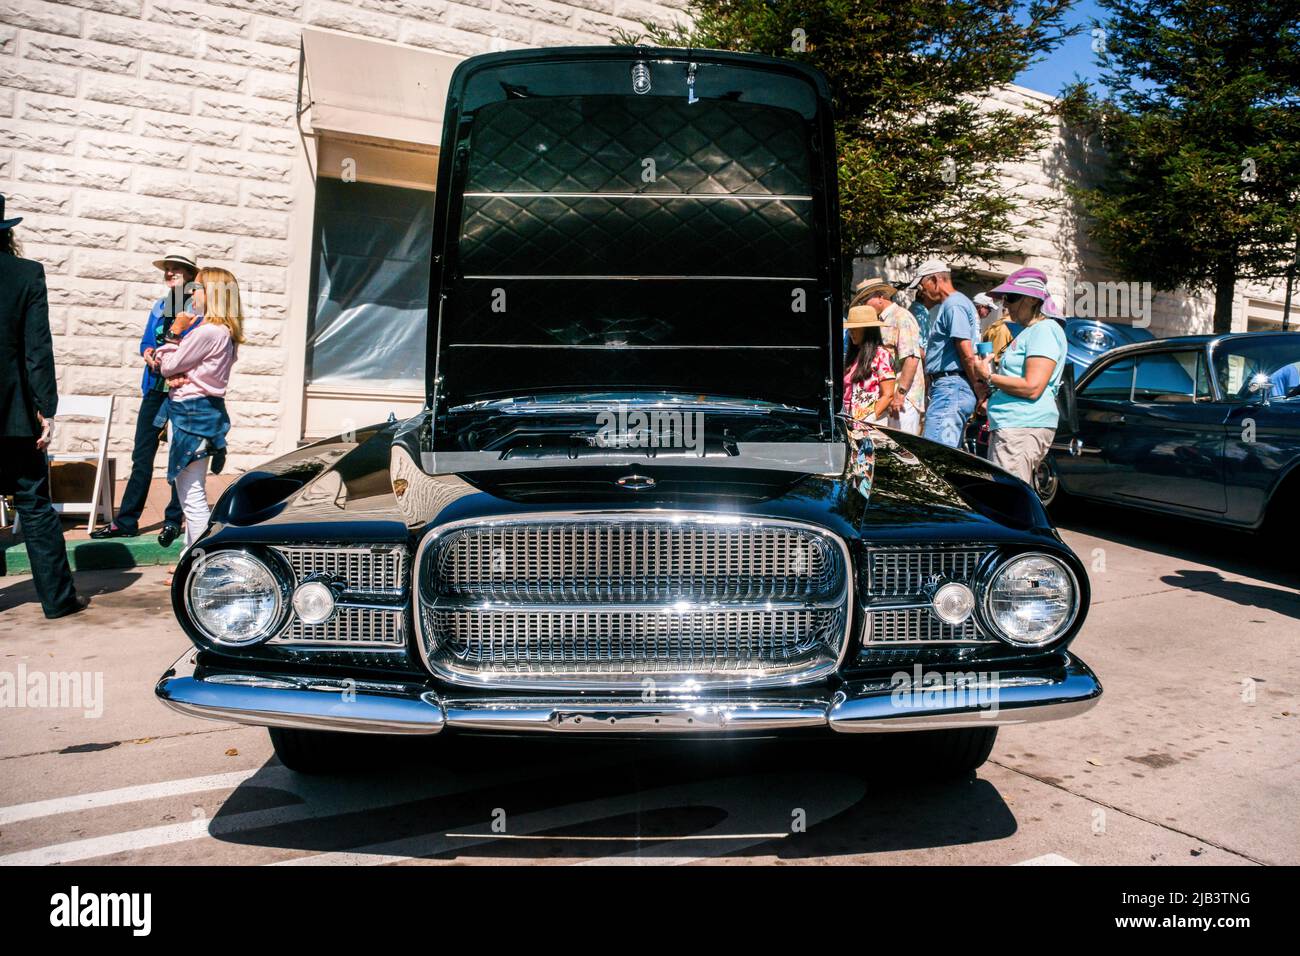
[156,651,1102,735]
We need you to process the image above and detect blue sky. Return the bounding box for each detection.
[1015,0,1107,96]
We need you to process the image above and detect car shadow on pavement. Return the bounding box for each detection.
[1055,501,1294,591]
[207,736,1018,862]
[1158,569,1300,620]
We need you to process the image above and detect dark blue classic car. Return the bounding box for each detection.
[1014,318,1154,379]
[1040,332,1300,532]
[964,318,1154,466]
[154,46,1101,777]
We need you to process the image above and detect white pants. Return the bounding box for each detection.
[881,403,922,435]
[174,457,210,551]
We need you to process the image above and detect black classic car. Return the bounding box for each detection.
[1039,331,1300,533]
[155,47,1101,776]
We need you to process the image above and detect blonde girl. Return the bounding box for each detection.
[153,267,243,559]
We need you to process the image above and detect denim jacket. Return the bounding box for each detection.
[154,395,229,482]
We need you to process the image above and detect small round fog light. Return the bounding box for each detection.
[292,580,336,625]
[931,581,975,626]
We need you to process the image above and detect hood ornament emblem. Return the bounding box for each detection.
[617,474,655,491]
[631,61,651,95]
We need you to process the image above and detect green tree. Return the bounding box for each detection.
[1060,1,1300,333]
[618,1,1079,273]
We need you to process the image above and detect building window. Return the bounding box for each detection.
[306,176,434,390]
[1245,297,1292,332]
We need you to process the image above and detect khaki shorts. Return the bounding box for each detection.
[989,427,1055,485]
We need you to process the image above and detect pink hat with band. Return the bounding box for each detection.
[990,267,1063,317]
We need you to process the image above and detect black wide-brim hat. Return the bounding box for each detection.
[0,194,21,230]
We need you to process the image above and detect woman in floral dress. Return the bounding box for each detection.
[843,304,897,425]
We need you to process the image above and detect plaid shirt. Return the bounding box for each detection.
[881,303,926,412]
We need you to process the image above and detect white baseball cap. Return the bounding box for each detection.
[904,258,949,292]
[973,292,996,307]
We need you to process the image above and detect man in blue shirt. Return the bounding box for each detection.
[90,252,196,544]
[1269,361,1300,398]
[907,259,988,447]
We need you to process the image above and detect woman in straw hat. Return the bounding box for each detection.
[843,302,897,426]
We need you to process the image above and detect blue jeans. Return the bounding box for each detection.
[923,374,976,448]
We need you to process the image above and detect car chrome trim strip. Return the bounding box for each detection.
[425,442,847,475]
[827,654,1102,731]
[428,597,848,612]
[442,697,831,733]
[155,651,1101,735]
[460,275,820,282]
[462,192,815,202]
[447,343,822,349]
[155,652,443,735]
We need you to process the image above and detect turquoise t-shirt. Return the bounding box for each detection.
[988,319,1067,430]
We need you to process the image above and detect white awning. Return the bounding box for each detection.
[301,27,462,147]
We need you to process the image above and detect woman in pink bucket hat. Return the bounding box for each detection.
[974,267,1069,487]
[989,267,1063,317]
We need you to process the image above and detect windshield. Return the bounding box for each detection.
[1213,337,1300,401]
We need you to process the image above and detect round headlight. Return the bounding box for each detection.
[931,581,975,626]
[292,580,336,625]
[985,553,1077,646]
[187,551,284,646]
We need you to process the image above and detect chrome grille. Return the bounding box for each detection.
[269,545,408,649]
[862,545,998,649]
[278,607,405,647]
[868,608,983,644]
[868,547,989,598]
[273,545,405,596]
[434,522,839,601]
[418,515,850,688]
[426,607,843,674]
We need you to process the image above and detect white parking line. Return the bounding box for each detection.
[0,769,282,826]
[1014,852,1080,866]
[0,753,625,866]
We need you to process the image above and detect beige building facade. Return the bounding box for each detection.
[1,1,1291,482]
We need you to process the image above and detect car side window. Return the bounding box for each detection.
[1216,353,1251,400]
[1079,358,1134,401]
[1193,353,1215,401]
[1133,351,1208,404]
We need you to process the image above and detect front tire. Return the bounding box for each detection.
[899,726,999,779]
[269,727,372,775]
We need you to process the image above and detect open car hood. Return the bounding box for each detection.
[426,47,844,436]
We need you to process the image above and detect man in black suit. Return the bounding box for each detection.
[0,196,87,618]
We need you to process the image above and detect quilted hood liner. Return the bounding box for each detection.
[429,48,844,425]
